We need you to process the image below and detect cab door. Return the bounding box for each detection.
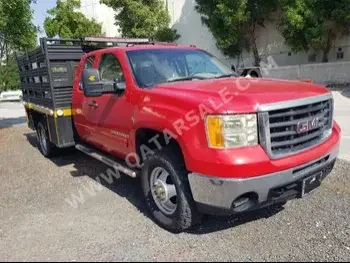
[72,54,99,144]
[88,51,134,158]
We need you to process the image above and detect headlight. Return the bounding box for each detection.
[205,114,258,149]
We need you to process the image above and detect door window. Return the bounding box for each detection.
[99,53,124,82]
[98,53,126,93]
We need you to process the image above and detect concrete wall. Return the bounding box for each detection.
[262,61,350,86]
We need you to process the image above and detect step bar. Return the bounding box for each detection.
[75,144,137,178]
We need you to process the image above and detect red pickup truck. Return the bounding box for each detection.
[16,37,341,232]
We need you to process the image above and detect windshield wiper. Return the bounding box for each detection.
[214,73,237,79]
[167,73,236,83]
[167,76,208,83]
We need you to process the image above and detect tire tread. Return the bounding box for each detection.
[141,145,201,232]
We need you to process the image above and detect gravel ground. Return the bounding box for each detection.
[0,125,349,261]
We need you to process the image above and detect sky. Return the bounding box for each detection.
[32,0,57,39]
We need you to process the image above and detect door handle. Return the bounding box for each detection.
[88,101,98,108]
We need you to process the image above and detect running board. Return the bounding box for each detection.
[75,144,137,178]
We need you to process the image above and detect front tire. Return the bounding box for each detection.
[141,147,201,233]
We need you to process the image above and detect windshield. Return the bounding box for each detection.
[126,48,235,88]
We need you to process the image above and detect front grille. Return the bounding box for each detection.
[259,95,333,159]
[292,155,329,174]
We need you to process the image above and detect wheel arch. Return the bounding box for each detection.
[134,127,188,168]
[28,109,47,129]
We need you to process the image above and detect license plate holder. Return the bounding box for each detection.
[301,171,323,197]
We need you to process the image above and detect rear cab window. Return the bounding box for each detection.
[84,55,95,69]
[79,55,95,89]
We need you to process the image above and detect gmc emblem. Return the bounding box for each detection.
[296,117,320,134]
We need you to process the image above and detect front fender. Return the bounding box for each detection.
[131,102,208,169]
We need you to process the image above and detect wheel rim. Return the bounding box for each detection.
[150,167,177,215]
[39,125,48,153]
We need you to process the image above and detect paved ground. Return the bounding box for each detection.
[333,90,350,161]
[0,125,349,261]
[0,102,26,129]
[0,90,349,261]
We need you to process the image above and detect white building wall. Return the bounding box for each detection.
[165,0,235,67]
[79,0,120,37]
[79,0,350,69]
[165,0,302,67]
[166,0,350,68]
[253,19,350,68]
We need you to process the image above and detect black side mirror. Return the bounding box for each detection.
[82,69,115,97]
[82,68,104,97]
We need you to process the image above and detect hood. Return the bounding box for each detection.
[150,77,330,113]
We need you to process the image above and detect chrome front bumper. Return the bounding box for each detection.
[188,144,339,214]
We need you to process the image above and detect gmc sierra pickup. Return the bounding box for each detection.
[16,37,341,233]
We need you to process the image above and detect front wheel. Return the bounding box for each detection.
[141,147,201,233]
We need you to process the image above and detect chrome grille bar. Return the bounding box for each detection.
[258,93,334,159]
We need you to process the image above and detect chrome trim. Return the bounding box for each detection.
[188,144,339,210]
[257,93,333,112]
[257,93,334,159]
[75,144,137,178]
[258,112,270,154]
[329,97,334,130]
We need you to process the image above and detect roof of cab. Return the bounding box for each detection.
[99,44,200,52]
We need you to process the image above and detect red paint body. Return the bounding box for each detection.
[71,45,341,178]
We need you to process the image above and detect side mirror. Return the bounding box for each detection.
[82,68,114,97]
[82,68,104,97]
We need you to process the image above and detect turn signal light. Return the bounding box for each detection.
[206,116,225,148]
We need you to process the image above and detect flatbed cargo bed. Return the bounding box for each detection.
[16,38,109,109]
[15,37,152,148]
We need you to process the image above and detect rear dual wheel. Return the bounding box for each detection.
[36,120,58,158]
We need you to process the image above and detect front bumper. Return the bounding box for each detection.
[188,144,339,215]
